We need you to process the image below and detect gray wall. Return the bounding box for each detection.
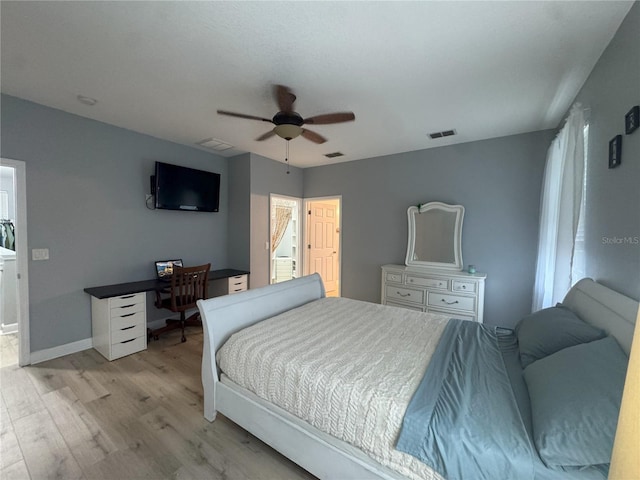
[1,94,228,352]
[570,2,639,301]
[304,130,555,328]
[249,153,303,288]
[227,153,251,271]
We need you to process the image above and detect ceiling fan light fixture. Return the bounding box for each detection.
[274,124,303,140]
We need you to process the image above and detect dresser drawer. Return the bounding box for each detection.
[382,265,486,324]
[428,292,475,312]
[111,322,146,344]
[429,306,477,322]
[452,280,477,293]
[385,272,403,283]
[110,335,146,360]
[406,275,448,290]
[386,286,425,304]
[109,293,145,309]
[385,300,424,312]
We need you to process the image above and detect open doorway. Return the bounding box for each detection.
[269,194,301,284]
[304,196,341,297]
[0,159,29,367]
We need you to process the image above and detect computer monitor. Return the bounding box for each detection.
[155,259,183,281]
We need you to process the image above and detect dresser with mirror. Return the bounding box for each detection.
[381,202,486,322]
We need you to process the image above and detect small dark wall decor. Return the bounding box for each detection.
[625,105,639,134]
[609,135,622,168]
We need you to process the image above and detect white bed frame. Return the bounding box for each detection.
[197,275,638,479]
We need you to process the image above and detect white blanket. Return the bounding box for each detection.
[218,297,448,480]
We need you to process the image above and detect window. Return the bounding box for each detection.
[571,123,589,283]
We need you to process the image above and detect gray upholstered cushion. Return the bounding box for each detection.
[516,305,605,368]
[523,336,628,468]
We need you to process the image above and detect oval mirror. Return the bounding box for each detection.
[405,202,464,270]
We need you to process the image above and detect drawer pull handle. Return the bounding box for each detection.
[119,304,136,309]
[121,312,136,318]
[121,325,136,331]
[120,295,136,299]
[397,292,411,297]
[441,299,459,305]
[120,338,135,344]
[461,285,467,289]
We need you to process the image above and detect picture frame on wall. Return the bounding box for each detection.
[625,105,639,134]
[609,135,622,169]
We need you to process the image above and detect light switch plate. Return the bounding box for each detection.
[32,248,49,260]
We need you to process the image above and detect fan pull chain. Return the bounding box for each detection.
[285,140,290,175]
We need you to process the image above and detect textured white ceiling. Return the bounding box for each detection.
[0,1,633,168]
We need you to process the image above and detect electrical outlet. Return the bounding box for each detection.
[32,248,49,261]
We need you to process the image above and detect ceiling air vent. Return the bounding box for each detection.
[429,129,457,139]
[324,152,344,158]
[196,137,234,151]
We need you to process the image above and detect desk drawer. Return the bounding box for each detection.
[386,286,425,305]
[110,302,145,319]
[110,293,145,309]
[406,275,448,289]
[110,335,146,360]
[111,310,145,331]
[228,275,248,294]
[111,322,146,344]
[428,292,475,312]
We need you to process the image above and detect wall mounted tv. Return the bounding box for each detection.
[153,161,221,212]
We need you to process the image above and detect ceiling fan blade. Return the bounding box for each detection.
[301,128,327,144]
[217,110,272,123]
[274,85,296,113]
[255,130,277,141]
[303,112,356,125]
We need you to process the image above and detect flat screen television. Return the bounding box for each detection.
[153,161,220,212]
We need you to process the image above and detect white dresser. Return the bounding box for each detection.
[91,292,147,360]
[381,264,486,323]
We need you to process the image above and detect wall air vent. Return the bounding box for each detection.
[429,129,457,139]
[324,152,344,158]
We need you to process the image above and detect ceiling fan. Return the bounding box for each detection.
[217,85,355,144]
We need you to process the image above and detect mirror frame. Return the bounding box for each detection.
[405,201,464,270]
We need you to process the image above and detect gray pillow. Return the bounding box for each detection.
[516,305,605,368]
[523,336,628,468]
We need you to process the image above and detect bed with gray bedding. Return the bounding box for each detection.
[197,274,637,480]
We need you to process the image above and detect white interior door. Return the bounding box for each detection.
[305,198,341,297]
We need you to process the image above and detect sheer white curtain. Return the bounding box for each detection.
[532,104,586,311]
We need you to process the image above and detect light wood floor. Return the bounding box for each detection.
[0,331,317,480]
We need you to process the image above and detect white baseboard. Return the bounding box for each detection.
[1,323,18,335]
[29,311,198,364]
[30,337,93,364]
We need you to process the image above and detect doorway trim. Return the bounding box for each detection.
[1,158,30,366]
[304,196,342,297]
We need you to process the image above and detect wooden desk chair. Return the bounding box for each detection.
[149,263,210,343]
